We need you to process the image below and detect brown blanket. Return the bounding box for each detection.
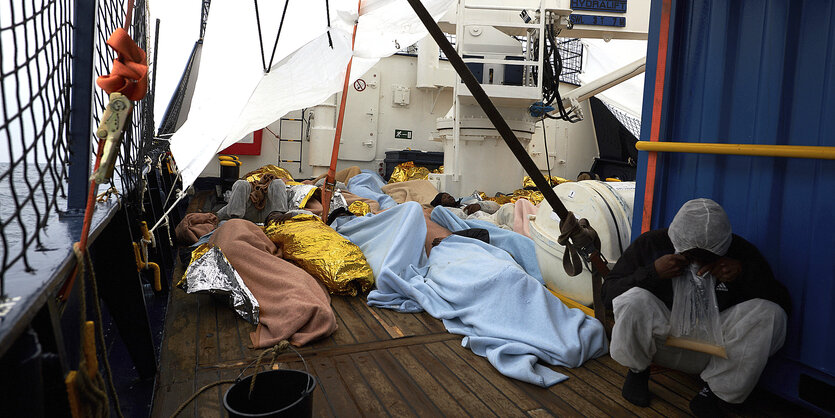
[175,212,218,245]
[208,219,337,347]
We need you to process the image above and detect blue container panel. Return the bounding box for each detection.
[633,0,835,407]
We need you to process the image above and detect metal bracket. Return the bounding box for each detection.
[92,92,133,184]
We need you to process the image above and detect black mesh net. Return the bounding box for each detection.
[0,0,152,293]
[556,38,583,86]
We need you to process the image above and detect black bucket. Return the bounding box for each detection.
[223,369,316,417]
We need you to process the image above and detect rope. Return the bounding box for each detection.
[123,0,135,29]
[58,138,106,302]
[253,0,267,71]
[557,212,601,277]
[248,341,291,398]
[148,190,188,234]
[95,28,149,101]
[324,0,334,48]
[65,245,121,418]
[168,380,238,418]
[266,0,292,72]
[167,340,295,417]
[96,186,120,202]
[86,250,124,418]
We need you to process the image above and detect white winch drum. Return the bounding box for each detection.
[529,180,635,306]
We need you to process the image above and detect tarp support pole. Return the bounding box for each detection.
[641,0,672,233]
[320,0,362,218]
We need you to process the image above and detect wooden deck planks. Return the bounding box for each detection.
[153,291,813,418]
[439,339,543,413]
[386,346,470,417]
[405,344,497,416]
[425,341,529,417]
[151,282,200,417]
[194,294,223,416]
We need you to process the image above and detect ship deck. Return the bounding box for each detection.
[151,272,809,417]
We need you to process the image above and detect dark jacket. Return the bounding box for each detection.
[601,228,791,313]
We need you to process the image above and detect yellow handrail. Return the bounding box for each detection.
[635,141,835,160]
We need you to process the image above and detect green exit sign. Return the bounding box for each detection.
[395,129,412,139]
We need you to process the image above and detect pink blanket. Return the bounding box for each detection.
[513,198,538,238]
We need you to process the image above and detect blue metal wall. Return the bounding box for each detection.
[633,0,835,409]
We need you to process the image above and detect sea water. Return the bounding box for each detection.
[0,162,64,266]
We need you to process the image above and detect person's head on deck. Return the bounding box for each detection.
[431,192,458,208]
[668,198,732,264]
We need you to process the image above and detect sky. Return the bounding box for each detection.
[149,1,203,130]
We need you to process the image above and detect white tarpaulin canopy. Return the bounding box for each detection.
[580,38,647,118]
[170,0,455,189]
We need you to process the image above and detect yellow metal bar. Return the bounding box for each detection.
[635,141,835,160]
[547,288,595,317]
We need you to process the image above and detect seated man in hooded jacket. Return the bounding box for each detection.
[216,176,289,223]
[601,198,790,418]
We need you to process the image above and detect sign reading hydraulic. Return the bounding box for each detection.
[570,0,626,27]
[570,0,627,13]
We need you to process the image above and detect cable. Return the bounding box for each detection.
[253,0,267,71]
[541,118,553,182]
[532,13,580,123]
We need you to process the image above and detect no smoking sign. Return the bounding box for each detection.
[353,79,366,92]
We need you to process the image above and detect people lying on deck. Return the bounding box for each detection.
[601,198,791,418]
[431,228,490,247]
[430,192,501,216]
[216,176,289,223]
[208,218,337,347]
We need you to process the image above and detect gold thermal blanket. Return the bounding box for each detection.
[522,175,569,189]
[265,214,374,296]
[243,164,295,183]
[388,161,431,183]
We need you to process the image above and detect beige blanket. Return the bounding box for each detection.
[381,179,439,206]
[208,219,337,347]
[311,166,362,185]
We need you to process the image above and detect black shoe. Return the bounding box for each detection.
[622,368,651,407]
[690,385,722,418]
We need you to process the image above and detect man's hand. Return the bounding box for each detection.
[265,211,293,225]
[698,257,742,282]
[463,204,481,215]
[654,254,688,279]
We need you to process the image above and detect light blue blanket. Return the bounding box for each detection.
[430,205,544,285]
[337,202,608,387]
[345,170,397,210]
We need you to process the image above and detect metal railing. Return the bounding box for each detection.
[635,141,835,160]
[0,0,152,291]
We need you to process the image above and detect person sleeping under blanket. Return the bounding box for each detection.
[430,192,501,216]
[336,202,607,387]
[208,218,338,347]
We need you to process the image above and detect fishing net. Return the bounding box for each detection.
[0,0,152,290]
